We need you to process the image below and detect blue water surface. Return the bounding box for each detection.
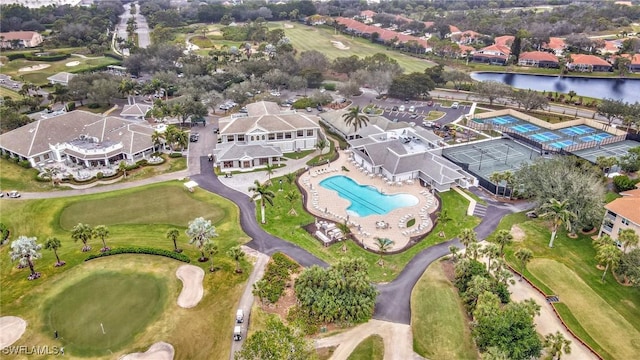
[319,175,418,217]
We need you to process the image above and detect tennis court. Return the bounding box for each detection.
[580,133,612,142]
[530,132,562,142]
[559,125,596,136]
[572,140,640,163]
[442,138,542,179]
[489,115,520,125]
[511,123,540,133]
[549,139,576,149]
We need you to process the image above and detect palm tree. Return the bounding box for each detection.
[71,223,93,252]
[482,243,500,272]
[619,229,639,252]
[44,236,65,267]
[203,241,218,272]
[341,106,370,134]
[501,171,514,199]
[284,190,300,215]
[227,246,245,273]
[514,247,533,280]
[10,236,43,280]
[458,228,477,254]
[539,198,577,248]
[151,131,165,152]
[284,172,296,185]
[249,180,275,224]
[93,225,110,252]
[374,237,394,266]
[595,240,621,282]
[489,172,503,196]
[264,164,276,184]
[166,228,182,252]
[494,229,513,256]
[467,242,481,260]
[118,160,128,178]
[186,217,218,262]
[544,331,572,360]
[42,167,60,186]
[316,139,328,154]
[448,245,460,261]
[595,156,617,177]
[436,209,451,226]
[336,220,352,241]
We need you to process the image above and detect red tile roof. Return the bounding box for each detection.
[545,37,566,50]
[519,51,558,62]
[449,25,461,33]
[601,40,621,53]
[605,189,640,224]
[478,44,511,56]
[335,17,430,49]
[459,45,475,54]
[570,54,611,66]
[360,10,376,18]
[494,35,515,46]
[0,31,39,41]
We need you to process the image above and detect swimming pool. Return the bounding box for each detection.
[319,175,418,217]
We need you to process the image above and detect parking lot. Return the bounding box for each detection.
[375,100,471,127]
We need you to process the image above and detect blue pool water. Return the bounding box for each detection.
[319,175,418,217]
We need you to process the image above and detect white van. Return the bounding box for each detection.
[233,326,242,341]
[236,309,244,323]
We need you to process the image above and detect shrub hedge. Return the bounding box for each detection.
[24,52,70,62]
[252,253,300,304]
[85,246,191,263]
[169,152,183,158]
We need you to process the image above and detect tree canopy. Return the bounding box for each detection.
[235,317,314,360]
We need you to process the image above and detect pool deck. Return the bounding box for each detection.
[298,150,439,251]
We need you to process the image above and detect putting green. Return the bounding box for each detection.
[43,271,168,356]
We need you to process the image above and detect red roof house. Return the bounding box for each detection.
[568,54,612,72]
[518,51,559,68]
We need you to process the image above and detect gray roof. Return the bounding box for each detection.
[120,103,152,118]
[219,101,320,135]
[319,110,390,137]
[0,110,154,158]
[46,72,76,83]
[213,143,282,161]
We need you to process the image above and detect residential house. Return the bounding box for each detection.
[494,35,515,47]
[600,40,622,55]
[627,53,640,72]
[46,72,77,86]
[347,125,476,192]
[0,31,43,48]
[518,51,559,68]
[213,101,320,172]
[568,54,612,72]
[599,188,640,245]
[334,17,430,52]
[472,44,511,65]
[451,30,483,45]
[0,110,155,168]
[543,37,567,56]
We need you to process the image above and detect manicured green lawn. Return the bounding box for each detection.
[347,334,384,360]
[0,182,251,359]
[0,56,121,85]
[0,87,21,99]
[275,23,434,73]
[411,260,478,360]
[493,212,640,360]
[259,174,479,282]
[43,271,167,356]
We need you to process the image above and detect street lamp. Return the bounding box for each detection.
[279,179,283,192]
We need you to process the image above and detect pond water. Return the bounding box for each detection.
[470,72,640,103]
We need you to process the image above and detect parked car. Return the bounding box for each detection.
[270,90,281,96]
[526,211,538,218]
[392,106,399,111]
[233,326,242,341]
[337,98,347,103]
[236,309,244,323]
[426,100,434,106]
[7,190,21,198]
[451,102,459,109]
[306,107,313,112]
[399,105,405,112]
[422,121,434,128]
[239,107,248,113]
[410,113,419,119]
[408,105,415,112]
[316,105,324,112]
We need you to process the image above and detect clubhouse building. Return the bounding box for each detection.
[213,101,321,171]
[0,110,155,168]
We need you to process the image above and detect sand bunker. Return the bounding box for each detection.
[120,342,174,360]
[284,23,294,29]
[176,264,204,308]
[65,61,80,67]
[511,224,526,241]
[18,64,50,72]
[0,316,27,348]
[331,41,350,50]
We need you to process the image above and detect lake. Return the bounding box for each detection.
[470,72,640,103]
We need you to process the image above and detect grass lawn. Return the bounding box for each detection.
[276,23,434,73]
[259,174,480,282]
[0,56,121,85]
[283,149,316,160]
[347,334,384,360]
[411,260,478,360]
[425,111,446,121]
[0,86,21,99]
[43,271,167,356]
[1,182,251,359]
[493,212,640,360]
